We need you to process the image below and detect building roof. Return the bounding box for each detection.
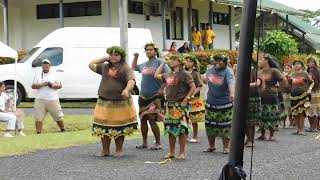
[277,13,320,53]
[213,0,309,17]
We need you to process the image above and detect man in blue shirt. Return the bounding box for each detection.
[132,43,170,150]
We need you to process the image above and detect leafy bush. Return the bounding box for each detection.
[261,31,299,63]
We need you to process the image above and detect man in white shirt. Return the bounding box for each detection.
[31,59,65,134]
[0,81,25,137]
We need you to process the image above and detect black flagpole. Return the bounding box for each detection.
[219,0,258,179]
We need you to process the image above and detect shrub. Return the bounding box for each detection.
[261,31,299,63]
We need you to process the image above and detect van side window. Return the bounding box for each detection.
[32,47,63,67]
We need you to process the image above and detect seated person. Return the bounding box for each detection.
[0,81,25,138]
[177,42,191,54]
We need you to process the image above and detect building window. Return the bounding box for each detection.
[171,7,183,40]
[212,12,230,25]
[166,19,171,39]
[37,1,101,19]
[128,0,143,15]
[32,48,63,67]
[188,9,199,30]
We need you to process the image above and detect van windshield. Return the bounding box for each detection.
[19,47,40,63]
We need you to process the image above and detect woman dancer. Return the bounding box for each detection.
[89,46,138,157]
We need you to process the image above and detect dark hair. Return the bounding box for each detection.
[170,42,176,49]
[264,54,281,69]
[0,81,4,88]
[144,42,160,57]
[307,57,320,88]
[191,26,198,32]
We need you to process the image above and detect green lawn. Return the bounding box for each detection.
[0,115,205,157]
[18,101,96,108]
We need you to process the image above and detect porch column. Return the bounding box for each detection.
[59,0,64,28]
[105,0,111,27]
[188,0,192,47]
[3,0,8,44]
[228,6,232,50]
[161,0,167,51]
[209,0,213,25]
[119,0,128,62]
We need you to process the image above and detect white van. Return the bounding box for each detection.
[0,27,152,103]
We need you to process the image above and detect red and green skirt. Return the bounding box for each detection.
[162,101,192,137]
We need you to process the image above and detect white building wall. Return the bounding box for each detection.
[1,0,235,52]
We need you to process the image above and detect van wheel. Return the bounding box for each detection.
[5,84,23,105]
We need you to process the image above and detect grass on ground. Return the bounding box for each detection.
[18,101,96,108]
[0,115,205,157]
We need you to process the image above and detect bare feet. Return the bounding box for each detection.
[163,153,175,159]
[178,154,186,160]
[114,150,124,158]
[223,148,229,154]
[96,150,109,157]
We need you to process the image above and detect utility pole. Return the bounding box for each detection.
[225,0,258,179]
[119,0,128,62]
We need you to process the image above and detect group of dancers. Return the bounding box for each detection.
[88,42,320,159]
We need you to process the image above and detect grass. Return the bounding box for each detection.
[0,115,205,157]
[18,101,96,108]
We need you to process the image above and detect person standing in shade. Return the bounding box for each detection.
[202,55,235,154]
[132,42,170,150]
[256,54,287,140]
[289,60,313,135]
[31,59,65,134]
[306,56,320,132]
[154,55,196,160]
[184,55,205,143]
[282,64,294,128]
[89,46,138,157]
[191,26,202,51]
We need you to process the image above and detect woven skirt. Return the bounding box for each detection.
[306,90,320,117]
[290,92,311,116]
[138,95,164,121]
[92,98,138,139]
[247,96,261,125]
[189,97,205,123]
[162,101,192,137]
[205,102,233,140]
[259,97,281,129]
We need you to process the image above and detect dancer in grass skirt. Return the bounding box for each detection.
[245,67,262,146]
[154,55,196,160]
[306,56,320,132]
[289,60,314,135]
[185,55,205,143]
[89,46,138,157]
[257,54,287,141]
[202,54,235,154]
[132,42,171,150]
[282,64,294,128]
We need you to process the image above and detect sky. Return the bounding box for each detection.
[273,0,320,11]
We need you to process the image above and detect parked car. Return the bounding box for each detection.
[0,27,152,107]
